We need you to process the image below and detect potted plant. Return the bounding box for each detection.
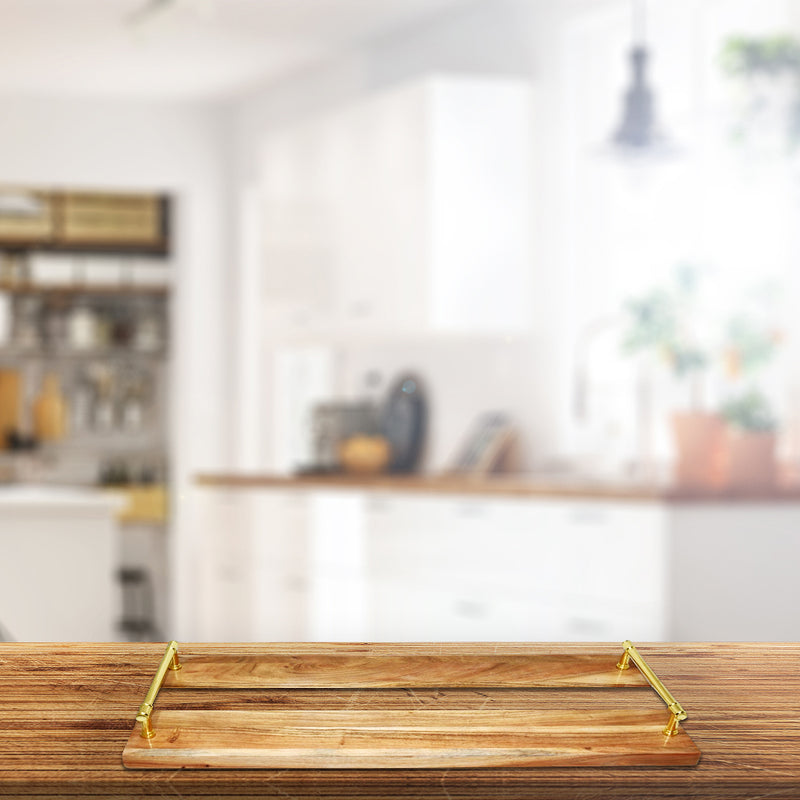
[719,389,778,489]
[622,267,724,488]
[717,314,782,489]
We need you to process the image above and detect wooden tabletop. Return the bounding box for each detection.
[2,641,799,798]
[196,472,800,502]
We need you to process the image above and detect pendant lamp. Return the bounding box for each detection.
[609,0,679,159]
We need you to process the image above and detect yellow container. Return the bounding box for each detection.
[33,373,68,441]
[110,485,168,524]
[338,435,391,475]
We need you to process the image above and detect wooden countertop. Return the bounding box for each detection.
[196,472,800,502]
[2,641,799,798]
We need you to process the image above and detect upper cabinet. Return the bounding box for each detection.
[0,188,170,256]
[258,76,534,338]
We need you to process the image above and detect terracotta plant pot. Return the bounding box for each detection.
[671,411,726,489]
[722,428,777,490]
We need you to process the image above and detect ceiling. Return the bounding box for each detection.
[0,0,475,100]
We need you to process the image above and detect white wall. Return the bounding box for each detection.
[229,0,800,477]
[225,0,579,471]
[336,338,550,471]
[0,94,232,638]
[228,0,536,181]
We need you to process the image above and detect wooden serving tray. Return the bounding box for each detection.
[122,642,700,769]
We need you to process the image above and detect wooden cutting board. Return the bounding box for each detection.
[122,647,700,769]
[122,708,700,769]
[161,653,652,689]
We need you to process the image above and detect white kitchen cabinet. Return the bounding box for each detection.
[193,486,800,643]
[196,488,255,641]
[362,494,667,641]
[259,125,338,336]
[670,504,800,640]
[193,485,800,643]
[554,501,669,640]
[196,489,309,641]
[258,75,533,338]
[369,579,555,642]
[252,491,309,641]
[205,490,668,643]
[306,491,367,640]
[0,487,119,641]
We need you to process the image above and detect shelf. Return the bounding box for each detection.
[0,346,167,361]
[0,281,169,297]
[0,242,168,257]
[0,190,170,256]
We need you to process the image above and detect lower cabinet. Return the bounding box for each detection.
[362,496,668,641]
[196,489,309,641]
[194,488,800,642]
[670,504,800,641]
[367,579,565,641]
[0,492,118,641]
[195,488,669,642]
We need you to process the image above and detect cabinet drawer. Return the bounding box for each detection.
[253,572,308,641]
[559,597,668,642]
[366,497,561,592]
[557,502,667,604]
[201,572,254,641]
[366,578,564,642]
[202,491,255,567]
[309,491,365,574]
[252,498,308,573]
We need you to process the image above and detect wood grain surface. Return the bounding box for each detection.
[164,653,650,688]
[122,708,700,769]
[196,471,800,501]
[1,641,799,798]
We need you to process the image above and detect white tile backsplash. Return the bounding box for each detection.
[335,336,555,472]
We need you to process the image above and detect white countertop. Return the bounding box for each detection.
[0,485,124,510]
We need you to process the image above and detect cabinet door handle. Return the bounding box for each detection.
[568,507,608,524]
[456,503,488,518]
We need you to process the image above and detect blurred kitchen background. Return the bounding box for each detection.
[1,0,799,643]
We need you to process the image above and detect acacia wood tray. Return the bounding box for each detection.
[122,641,700,769]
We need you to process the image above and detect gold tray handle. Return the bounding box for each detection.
[617,640,687,736]
[135,640,181,739]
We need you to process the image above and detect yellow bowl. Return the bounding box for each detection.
[338,435,391,475]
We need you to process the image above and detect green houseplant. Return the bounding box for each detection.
[622,267,724,488]
[718,317,782,489]
[721,34,800,151]
[622,269,784,489]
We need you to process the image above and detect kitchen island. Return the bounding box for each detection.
[1,641,798,798]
